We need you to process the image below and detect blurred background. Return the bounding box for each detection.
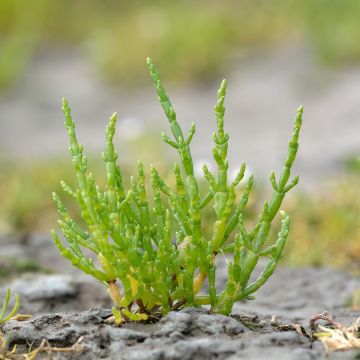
[1,0,360,278]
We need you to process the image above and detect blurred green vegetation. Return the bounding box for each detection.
[1,0,360,89]
[0,257,47,279]
[283,175,360,271]
[0,158,84,233]
[0,132,170,234]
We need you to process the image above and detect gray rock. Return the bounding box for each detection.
[230,265,360,320]
[250,331,308,347]
[124,338,242,360]
[10,275,77,301]
[154,308,246,337]
[1,250,359,359]
[0,273,111,315]
[0,308,322,360]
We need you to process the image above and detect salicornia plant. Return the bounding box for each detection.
[52,58,303,323]
[0,289,19,325]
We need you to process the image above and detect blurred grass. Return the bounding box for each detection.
[283,175,360,271]
[0,132,170,234]
[1,0,360,89]
[0,257,47,279]
[0,158,84,234]
[302,0,360,66]
[282,156,360,270]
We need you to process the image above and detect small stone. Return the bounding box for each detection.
[154,309,246,338]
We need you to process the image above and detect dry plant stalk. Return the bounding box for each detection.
[0,334,83,360]
[1,290,81,359]
[315,323,360,352]
[312,313,360,353]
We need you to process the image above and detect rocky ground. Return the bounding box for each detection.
[0,234,359,359]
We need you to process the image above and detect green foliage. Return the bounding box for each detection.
[284,175,360,269]
[0,289,19,325]
[0,290,24,359]
[0,0,298,88]
[52,59,302,322]
[0,142,157,235]
[0,159,81,234]
[0,257,47,280]
[2,1,360,89]
[302,0,360,66]
[344,155,360,174]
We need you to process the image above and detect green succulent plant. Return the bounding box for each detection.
[0,289,19,325]
[52,58,303,323]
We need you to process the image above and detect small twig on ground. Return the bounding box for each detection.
[171,299,186,311]
[309,311,346,332]
[24,336,84,360]
[309,312,360,353]
[270,315,308,337]
[0,333,83,360]
[231,314,266,330]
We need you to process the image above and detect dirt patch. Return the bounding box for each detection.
[0,234,359,359]
[2,307,359,360]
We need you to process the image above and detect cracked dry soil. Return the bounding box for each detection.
[0,234,360,359]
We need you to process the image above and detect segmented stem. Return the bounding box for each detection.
[53,59,303,319]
